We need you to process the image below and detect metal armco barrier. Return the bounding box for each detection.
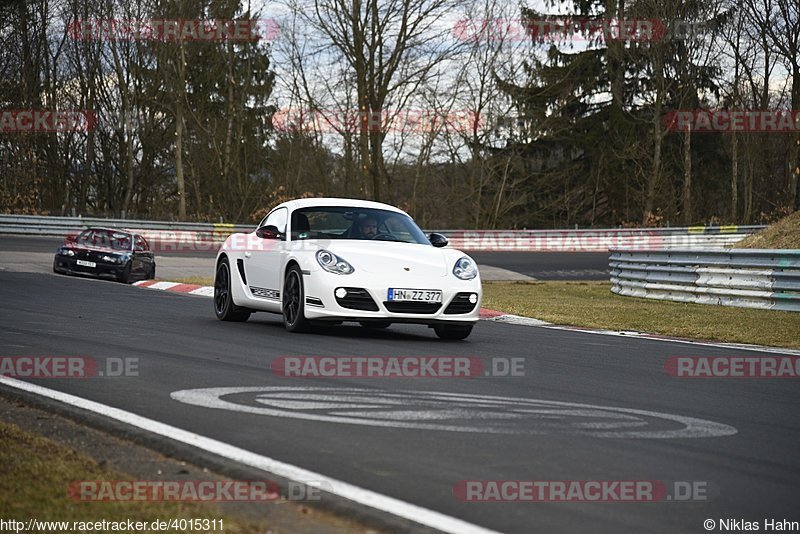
[610,249,800,312]
[0,214,763,252]
[444,226,762,251]
[0,214,252,235]
[0,214,252,250]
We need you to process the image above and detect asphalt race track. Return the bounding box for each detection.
[0,235,609,280]
[1,269,799,533]
[467,250,609,280]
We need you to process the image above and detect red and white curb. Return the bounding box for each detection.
[134,280,214,297]
[133,280,800,356]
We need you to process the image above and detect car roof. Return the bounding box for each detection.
[277,197,409,216]
[81,227,135,236]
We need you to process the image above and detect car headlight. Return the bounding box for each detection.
[453,256,478,280]
[316,249,354,275]
[58,248,75,257]
[100,254,123,264]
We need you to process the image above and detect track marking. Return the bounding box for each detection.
[171,386,738,439]
[0,376,499,534]
[481,314,550,327]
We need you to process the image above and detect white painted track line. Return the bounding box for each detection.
[0,375,500,534]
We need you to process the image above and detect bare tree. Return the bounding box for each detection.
[447,0,525,227]
[744,0,800,210]
[280,0,464,201]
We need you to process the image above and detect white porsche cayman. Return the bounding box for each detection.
[213,198,482,339]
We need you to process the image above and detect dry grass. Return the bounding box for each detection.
[0,421,266,532]
[734,211,800,249]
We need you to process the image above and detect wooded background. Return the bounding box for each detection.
[1,0,798,228]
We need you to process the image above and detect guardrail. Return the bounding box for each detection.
[0,214,252,235]
[610,249,800,312]
[0,214,253,252]
[0,214,764,252]
[444,226,763,251]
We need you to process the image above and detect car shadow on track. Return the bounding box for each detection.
[237,314,470,343]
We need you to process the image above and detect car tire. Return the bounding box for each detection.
[117,262,132,284]
[359,321,391,329]
[283,264,310,333]
[148,264,156,280]
[433,324,473,340]
[214,258,251,322]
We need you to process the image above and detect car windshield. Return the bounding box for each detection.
[76,229,133,251]
[290,207,430,244]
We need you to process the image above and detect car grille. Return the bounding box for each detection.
[335,288,379,311]
[443,293,478,314]
[383,301,442,314]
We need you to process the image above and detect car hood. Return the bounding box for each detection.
[62,244,127,255]
[323,241,451,276]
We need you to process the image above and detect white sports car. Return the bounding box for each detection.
[213,198,482,339]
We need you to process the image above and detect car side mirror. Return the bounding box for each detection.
[256,225,283,240]
[428,233,448,248]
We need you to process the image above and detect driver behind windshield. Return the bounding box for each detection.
[357,216,378,239]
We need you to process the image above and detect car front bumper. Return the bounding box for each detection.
[53,256,127,279]
[300,270,482,324]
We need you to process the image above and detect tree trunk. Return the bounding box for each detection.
[175,103,186,220]
[682,125,692,224]
[175,41,187,220]
[731,131,738,220]
[792,65,800,210]
[744,148,753,222]
[643,116,662,224]
[223,39,235,209]
[111,43,135,215]
[369,129,384,201]
[643,39,664,224]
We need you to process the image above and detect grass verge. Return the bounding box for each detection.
[482,281,800,349]
[734,210,800,249]
[0,420,265,532]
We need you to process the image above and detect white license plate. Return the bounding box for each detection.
[76,260,96,268]
[388,288,442,303]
